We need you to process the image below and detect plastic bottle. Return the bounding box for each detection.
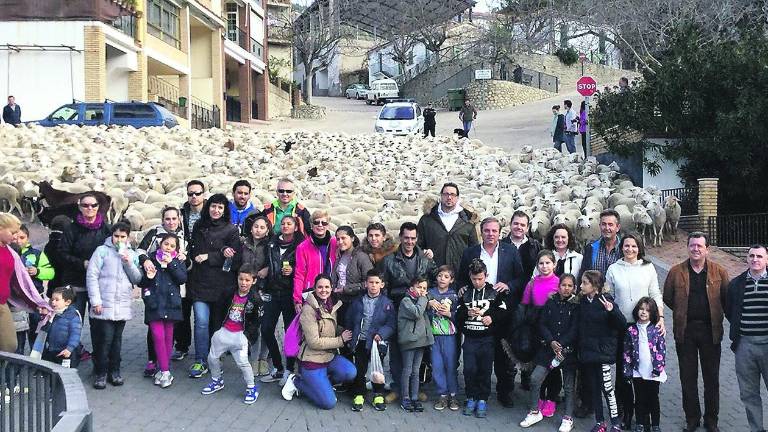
[222,257,233,272]
[61,358,71,368]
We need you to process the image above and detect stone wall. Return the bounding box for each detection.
[465,80,553,110]
[516,53,636,90]
[268,82,292,118]
[291,104,326,119]
[400,57,477,105]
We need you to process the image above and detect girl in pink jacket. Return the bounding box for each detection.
[521,250,560,307]
[292,210,338,310]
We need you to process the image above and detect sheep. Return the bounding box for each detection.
[575,213,601,249]
[632,205,653,242]
[647,200,667,247]
[664,195,682,241]
[0,184,23,218]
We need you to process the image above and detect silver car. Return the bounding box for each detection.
[345,83,369,100]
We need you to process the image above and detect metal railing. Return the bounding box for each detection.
[661,186,699,216]
[226,27,249,51]
[111,14,136,38]
[0,352,91,432]
[147,76,187,119]
[511,65,559,93]
[431,64,478,101]
[191,98,220,129]
[708,213,768,247]
[250,38,264,59]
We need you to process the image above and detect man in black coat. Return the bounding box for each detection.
[423,103,437,138]
[2,96,21,125]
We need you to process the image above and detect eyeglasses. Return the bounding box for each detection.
[441,192,458,198]
[312,220,329,226]
[80,203,99,208]
[277,189,294,194]
[187,191,203,197]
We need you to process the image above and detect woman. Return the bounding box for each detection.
[540,224,583,277]
[331,226,373,306]
[293,210,338,312]
[187,193,242,378]
[0,213,52,353]
[605,233,664,430]
[260,216,303,384]
[57,192,111,320]
[280,274,356,409]
[579,101,588,158]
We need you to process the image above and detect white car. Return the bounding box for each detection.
[366,78,399,105]
[344,84,369,99]
[374,101,424,135]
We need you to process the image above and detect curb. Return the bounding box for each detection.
[647,254,672,274]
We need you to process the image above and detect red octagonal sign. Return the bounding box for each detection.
[577,76,597,96]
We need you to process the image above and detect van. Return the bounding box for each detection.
[366,79,399,105]
[34,102,178,128]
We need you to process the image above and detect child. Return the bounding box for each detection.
[520,273,580,431]
[623,298,666,432]
[42,286,82,367]
[398,277,434,413]
[139,233,187,388]
[13,225,55,352]
[201,264,260,404]
[428,265,460,411]
[577,270,627,432]
[456,258,509,419]
[242,215,272,376]
[346,269,396,412]
[551,105,566,152]
[86,222,142,389]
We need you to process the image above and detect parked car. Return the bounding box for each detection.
[366,79,399,105]
[33,102,178,128]
[345,83,369,100]
[374,101,423,135]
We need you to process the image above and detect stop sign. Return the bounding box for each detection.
[576,76,597,96]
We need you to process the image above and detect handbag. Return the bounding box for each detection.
[283,314,302,358]
[509,281,539,362]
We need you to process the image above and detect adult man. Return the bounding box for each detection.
[726,244,768,432]
[229,180,258,233]
[502,211,542,282]
[663,232,730,432]
[423,103,437,138]
[458,217,525,407]
[173,180,206,360]
[379,222,436,402]
[2,96,21,125]
[562,99,577,154]
[245,178,311,236]
[360,223,398,266]
[458,99,477,137]
[418,183,478,273]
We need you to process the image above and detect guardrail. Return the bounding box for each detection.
[660,187,699,216]
[226,27,249,52]
[191,98,220,129]
[0,352,91,432]
[708,213,768,247]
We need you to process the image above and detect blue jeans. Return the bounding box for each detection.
[563,132,576,153]
[193,301,226,363]
[432,335,458,396]
[294,355,356,410]
[389,337,402,391]
[462,121,473,135]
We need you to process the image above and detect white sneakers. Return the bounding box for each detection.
[520,410,544,427]
[281,373,297,401]
[159,371,174,388]
[558,417,574,432]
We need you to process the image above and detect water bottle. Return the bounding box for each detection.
[549,356,562,369]
[222,257,233,272]
[61,358,71,368]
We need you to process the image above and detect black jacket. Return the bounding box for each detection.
[3,104,20,125]
[138,257,187,324]
[457,242,526,301]
[423,107,437,125]
[44,231,66,296]
[265,234,304,296]
[180,201,204,251]
[534,294,580,367]
[501,236,542,281]
[456,282,511,338]
[577,293,626,364]
[57,220,111,287]
[378,246,436,304]
[417,205,478,271]
[188,221,242,303]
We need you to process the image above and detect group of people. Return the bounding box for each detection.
[551,99,588,157]
[0,178,766,432]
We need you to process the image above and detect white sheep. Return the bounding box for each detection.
[647,200,667,247]
[664,195,682,241]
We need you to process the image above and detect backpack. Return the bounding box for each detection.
[283,314,302,358]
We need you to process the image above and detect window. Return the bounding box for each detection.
[379,106,414,120]
[226,3,239,43]
[84,105,105,121]
[147,0,181,49]
[113,104,156,119]
[49,105,79,121]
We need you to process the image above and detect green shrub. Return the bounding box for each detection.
[555,47,579,66]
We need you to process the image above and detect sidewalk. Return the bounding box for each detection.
[646,233,747,278]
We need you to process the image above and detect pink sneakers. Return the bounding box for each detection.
[541,400,557,417]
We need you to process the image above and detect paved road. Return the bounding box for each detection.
[77,264,762,432]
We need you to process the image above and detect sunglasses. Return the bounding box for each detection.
[312,220,329,226]
[187,191,203,197]
[80,203,99,208]
[277,189,294,194]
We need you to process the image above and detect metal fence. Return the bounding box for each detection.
[661,187,699,216]
[0,352,91,432]
[511,66,559,93]
[191,98,220,129]
[431,65,477,101]
[708,213,768,247]
[148,76,186,118]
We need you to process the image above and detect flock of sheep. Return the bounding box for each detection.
[0,123,681,249]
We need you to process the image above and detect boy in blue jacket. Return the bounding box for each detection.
[345,269,396,412]
[42,286,82,367]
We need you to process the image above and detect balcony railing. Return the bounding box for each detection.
[148,76,187,119]
[191,98,221,129]
[251,38,264,59]
[268,26,291,43]
[111,14,136,38]
[226,27,249,51]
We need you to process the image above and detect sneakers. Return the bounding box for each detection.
[244,385,259,404]
[281,373,297,401]
[559,416,575,432]
[520,410,544,427]
[256,360,270,376]
[434,395,448,411]
[159,372,174,388]
[463,398,476,416]
[413,400,424,412]
[384,391,399,403]
[144,361,157,377]
[633,426,646,432]
[260,368,284,383]
[170,350,187,361]
[448,395,460,411]
[352,394,364,412]
[93,374,107,390]
[108,371,124,386]
[153,371,162,386]
[372,394,386,411]
[542,400,557,417]
[590,422,608,432]
[201,378,224,395]
[189,362,208,378]
[475,400,488,418]
[400,398,414,412]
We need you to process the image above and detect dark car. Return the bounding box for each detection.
[34,102,178,128]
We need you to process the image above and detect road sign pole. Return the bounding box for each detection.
[585,95,591,157]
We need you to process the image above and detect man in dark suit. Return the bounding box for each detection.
[458,216,525,407]
[2,96,21,125]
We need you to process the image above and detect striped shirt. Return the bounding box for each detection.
[740,271,768,337]
[595,236,622,276]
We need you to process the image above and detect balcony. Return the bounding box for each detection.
[251,38,264,59]
[268,25,291,44]
[226,26,249,51]
[111,13,136,38]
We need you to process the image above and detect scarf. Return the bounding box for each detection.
[76,213,104,230]
[313,292,334,318]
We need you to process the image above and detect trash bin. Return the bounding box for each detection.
[447,88,465,111]
[178,96,187,108]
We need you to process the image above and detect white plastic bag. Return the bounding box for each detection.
[367,343,385,385]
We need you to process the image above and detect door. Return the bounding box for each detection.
[82,104,106,126]
[45,104,82,126]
